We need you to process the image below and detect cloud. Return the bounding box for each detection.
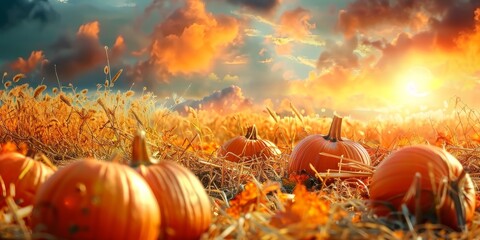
[131,0,240,83]
[224,55,249,65]
[288,3,480,114]
[318,36,359,70]
[338,0,480,49]
[173,85,253,114]
[338,0,410,37]
[42,21,126,80]
[355,3,480,74]
[288,66,394,113]
[277,7,316,40]
[9,51,46,73]
[0,0,58,31]
[223,74,240,81]
[285,56,316,68]
[455,8,480,67]
[226,0,280,15]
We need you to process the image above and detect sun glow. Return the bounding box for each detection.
[401,66,433,98]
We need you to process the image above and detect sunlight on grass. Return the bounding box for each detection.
[1,75,480,239]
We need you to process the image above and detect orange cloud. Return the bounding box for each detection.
[133,0,240,81]
[278,7,315,40]
[454,8,480,76]
[274,43,292,55]
[293,5,480,114]
[288,66,394,113]
[112,36,126,59]
[338,0,480,49]
[77,21,100,39]
[9,51,46,73]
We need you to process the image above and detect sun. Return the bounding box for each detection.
[405,81,429,97]
[401,66,432,98]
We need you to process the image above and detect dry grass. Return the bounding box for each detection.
[1,78,480,239]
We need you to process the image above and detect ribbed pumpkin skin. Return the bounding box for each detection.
[369,145,476,230]
[31,159,160,240]
[289,116,371,176]
[0,152,54,208]
[218,125,281,162]
[136,162,212,240]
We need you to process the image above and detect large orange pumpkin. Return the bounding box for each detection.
[369,145,476,231]
[289,115,371,176]
[0,152,54,209]
[131,130,212,240]
[31,159,160,240]
[218,125,281,162]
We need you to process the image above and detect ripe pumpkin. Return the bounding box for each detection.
[369,145,476,231]
[218,125,281,162]
[131,130,212,240]
[31,158,160,240]
[289,115,371,176]
[0,152,54,209]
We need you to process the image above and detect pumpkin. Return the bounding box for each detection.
[369,145,476,231]
[218,125,281,162]
[131,130,212,240]
[0,152,54,209]
[31,158,160,240]
[289,115,371,176]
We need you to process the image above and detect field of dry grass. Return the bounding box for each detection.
[1,77,480,239]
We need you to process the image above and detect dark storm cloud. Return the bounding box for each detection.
[226,0,280,14]
[333,0,480,70]
[173,85,253,114]
[0,0,58,31]
[42,21,125,81]
[338,0,480,48]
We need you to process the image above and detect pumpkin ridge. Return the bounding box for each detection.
[120,164,135,239]
[369,145,475,231]
[159,163,183,237]
[154,164,182,236]
[32,160,160,240]
[101,163,118,238]
[91,160,110,239]
[177,162,210,236]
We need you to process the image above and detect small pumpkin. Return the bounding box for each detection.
[369,145,475,231]
[131,130,212,240]
[218,125,281,162]
[0,152,54,209]
[289,115,371,176]
[31,158,160,240]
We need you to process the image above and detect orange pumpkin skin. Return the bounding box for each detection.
[369,145,476,231]
[218,125,281,162]
[132,131,212,240]
[136,163,212,240]
[0,152,54,208]
[31,159,160,240]
[289,115,371,176]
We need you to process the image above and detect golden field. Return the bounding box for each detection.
[1,78,480,239]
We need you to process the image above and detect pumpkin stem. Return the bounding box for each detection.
[131,130,157,166]
[325,115,343,142]
[245,125,258,140]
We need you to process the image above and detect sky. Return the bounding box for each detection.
[1,0,480,119]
